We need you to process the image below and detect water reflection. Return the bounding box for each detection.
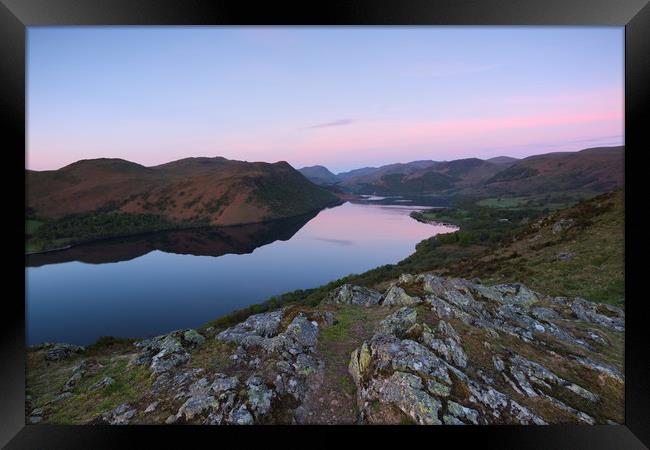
[26,211,318,267]
[26,202,456,345]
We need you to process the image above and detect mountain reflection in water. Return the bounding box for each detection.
[26,211,318,268]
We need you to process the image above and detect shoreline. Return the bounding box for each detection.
[25,199,344,257]
[27,203,454,349]
[409,210,460,230]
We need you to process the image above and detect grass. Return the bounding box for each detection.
[445,191,624,305]
[476,192,595,211]
[47,357,153,424]
[26,348,154,425]
[26,219,44,234]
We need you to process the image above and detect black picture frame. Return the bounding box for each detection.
[2,0,648,447]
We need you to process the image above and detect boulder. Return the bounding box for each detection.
[377,307,417,336]
[381,285,421,307]
[365,371,442,425]
[321,284,382,306]
[44,343,84,361]
[90,376,115,391]
[183,329,205,347]
[216,309,284,348]
[102,403,136,425]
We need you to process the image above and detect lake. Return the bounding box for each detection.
[26,201,456,345]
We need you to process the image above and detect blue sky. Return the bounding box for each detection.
[27,26,623,172]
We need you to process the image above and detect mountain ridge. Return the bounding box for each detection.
[27,156,341,252]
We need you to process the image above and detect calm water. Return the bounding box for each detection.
[26,201,455,345]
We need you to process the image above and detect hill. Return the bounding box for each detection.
[487,156,519,165]
[337,147,623,198]
[341,158,502,195]
[26,157,341,252]
[298,165,341,186]
[481,146,624,196]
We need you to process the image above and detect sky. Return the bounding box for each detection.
[27,27,624,173]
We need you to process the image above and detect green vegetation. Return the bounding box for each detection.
[26,352,153,424]
[446,191,625,306]
[26,219,44,234]
[476,191,595,211]
[248,173,340,217]
[25,212,198,253]
[487,164,539,182]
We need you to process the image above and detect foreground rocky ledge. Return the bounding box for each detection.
[26,274,624,425]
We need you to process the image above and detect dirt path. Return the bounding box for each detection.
[298,305,389,424]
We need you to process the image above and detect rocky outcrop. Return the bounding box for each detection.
[322,284,382,306]
[381,285,422,307]
[139,309,327,424]
[348,274,624,425]
[101,403,137,425]
[27,273,623,426]
[132,328,205,373]
[36,343,85,361]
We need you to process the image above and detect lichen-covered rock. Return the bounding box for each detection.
[44,343,84,361]
[364,371,442,425]
[349,341,371,385]
[420,321,468,368]
[144,401,158,413]
[321,284,382,306]
[552,218,575,234]
[446,400,479,425]
[398,273,415,284]
[211,374,240,394]
[150,337,190,373]
[569,298,624,332]
[214,307,325,420]
[101,403,136,425]
[216,309,285,349]
[348,275,620,425]
[62,360,88,391]
[377,307,417,336]
[90,376,115,391]
[229,404,254,425]
[134,332,193,373]
[177,394,218,421]
[245,376,275,418]
[284,314,319,348]
[381,285,421,307]
[490,283,539,307]
[183,329,205,347]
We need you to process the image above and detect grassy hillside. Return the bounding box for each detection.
[441,191,624,305]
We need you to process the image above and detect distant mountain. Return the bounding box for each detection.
[486,156,519,165]
[336,166,380,181]
[341,158,501,195]
[338,147,623,196]
[481,146,624,195]
[298,165,341,186]
[27,157,341,229]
